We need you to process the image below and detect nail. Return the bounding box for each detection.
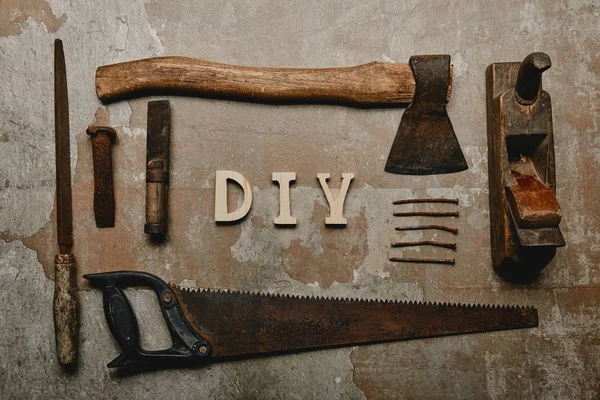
[391,241,456,250]
[393,211,459,217]
[395,225,458,234]
[393,198,458,205]
[389,257,455,265]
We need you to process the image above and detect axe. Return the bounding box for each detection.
[95,55,467,175]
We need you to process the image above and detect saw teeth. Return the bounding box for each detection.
[169,282,535,311]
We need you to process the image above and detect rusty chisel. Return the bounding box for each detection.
[54,38,78,367]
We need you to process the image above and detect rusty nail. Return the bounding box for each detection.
[389,257,455,265]
[391,241,456,250]
[393,211,459,217]
[393,198,459,205]
[86,125,117,228]
[395,225,458,234]
[198,346,208,354]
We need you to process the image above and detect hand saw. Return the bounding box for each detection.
[85,271,538,368]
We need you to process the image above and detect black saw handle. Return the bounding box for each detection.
[84,271,211,368]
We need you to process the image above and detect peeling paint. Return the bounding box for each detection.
[0,0,66,37]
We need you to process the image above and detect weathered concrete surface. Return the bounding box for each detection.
[1,0,599,398]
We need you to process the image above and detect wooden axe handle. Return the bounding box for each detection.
[96,56,451,104]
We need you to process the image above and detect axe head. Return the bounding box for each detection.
[385,55,467,175]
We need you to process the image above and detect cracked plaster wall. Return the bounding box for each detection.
[1,0,599,399]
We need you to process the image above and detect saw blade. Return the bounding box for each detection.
[172,285,538,359]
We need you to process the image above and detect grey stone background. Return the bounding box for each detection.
[1,0,599,399]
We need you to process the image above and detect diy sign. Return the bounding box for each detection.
[214,171,354,225]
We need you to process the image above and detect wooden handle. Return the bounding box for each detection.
[54,253,78,366]
[145,181,169,235]
[96,56,452,104]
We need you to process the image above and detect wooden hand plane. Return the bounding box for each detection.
[486,53,565,279]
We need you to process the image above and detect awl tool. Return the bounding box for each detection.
[94,55,467,175]
[53,39,78,366]
[85,271,538,369]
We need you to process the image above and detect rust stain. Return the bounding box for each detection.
[282,202,368,288]
[0,0,67,37]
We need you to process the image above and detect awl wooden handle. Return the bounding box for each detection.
[96,56,452,104]
[54,253,78,366]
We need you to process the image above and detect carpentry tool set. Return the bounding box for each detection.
[50,41,562,371]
